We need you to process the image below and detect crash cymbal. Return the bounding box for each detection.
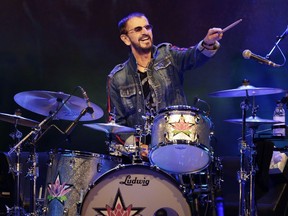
[14,90,104,121]
[209,85,284,98]
[225,116,284,126]
[83,122,136,134]
[0,112,39,127]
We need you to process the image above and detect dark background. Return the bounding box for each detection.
[1,0,288,158]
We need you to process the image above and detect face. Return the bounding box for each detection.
[120,16,153,54]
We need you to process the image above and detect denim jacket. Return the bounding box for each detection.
[107,41,218,129]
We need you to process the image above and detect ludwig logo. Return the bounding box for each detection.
[119,175,150,186]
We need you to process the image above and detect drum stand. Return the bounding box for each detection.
[7,126,26,216]
[238,96,257,216]
[8,108,68,215]
[132,125,144,164]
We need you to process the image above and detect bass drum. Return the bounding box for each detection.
[80,164,192,216]
[43,149,122,216]
[149,105,213,174]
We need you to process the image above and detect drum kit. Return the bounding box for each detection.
[210,79,286,216]
[1,81,286,216]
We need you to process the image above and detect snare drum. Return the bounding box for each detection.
[149,105,213,174]
[80,164,192,216]
[43,149,122,216]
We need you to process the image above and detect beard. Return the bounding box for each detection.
[132,34,153,54]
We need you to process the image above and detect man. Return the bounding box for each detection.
[106,12,223,160]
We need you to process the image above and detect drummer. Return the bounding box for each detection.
[106,12,223,161]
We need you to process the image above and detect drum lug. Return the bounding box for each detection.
[69,158,76,168]
[97,162,102,173]
[63,208,69,215]
[42,206,48,215]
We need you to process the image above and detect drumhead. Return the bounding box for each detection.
[80,164,192,216]
[149,144,211,174]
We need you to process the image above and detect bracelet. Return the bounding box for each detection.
[202,41,215,47]
[201,41,218,50]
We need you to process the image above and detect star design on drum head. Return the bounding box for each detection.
[169,114,194,136]
[94,189,144,216]
[47,173,73,204]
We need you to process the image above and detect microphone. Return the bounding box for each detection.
[242,49,280,67]
[78,86,94,118]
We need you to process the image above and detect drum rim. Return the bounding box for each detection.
[80,164,191,214]
[158,105,199,114]
[50,149,122,161]
[149,141,212,154]
[148,143,212,174]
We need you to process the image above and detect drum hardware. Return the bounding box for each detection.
[142,112,154,136]
[131,125,145,164]
[43,150,122,216]
[13,90,104,121]
[7,91,82,215]
[225,115,283,126]
[0,112,40,128]
[234,102,284,216]
[0,109,44,215]
[193,96,211,116]
[4,88,103,215]
[83,122,136,157]
[149,105,213,174]
[173,157,224,216]
[6,120,26,215]
[209,83,284,98]
[83,122,136,134]
[210,79,285,216]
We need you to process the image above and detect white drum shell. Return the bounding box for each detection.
[81,165,192,216]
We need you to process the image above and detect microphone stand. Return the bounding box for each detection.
[65,106,93,136]
[266,26,288,59]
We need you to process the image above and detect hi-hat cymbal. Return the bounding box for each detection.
[225,116,284,126]
[83,122,136,134]
[14,90,104,121]
[0,112,39,127]
[209,85,284,98]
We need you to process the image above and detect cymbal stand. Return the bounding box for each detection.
[8,94,73,215]
[26,142,38,215]
[238,94,248,216]
[247,125,257,216]
[238,94,257,216]
[7,124,26,216]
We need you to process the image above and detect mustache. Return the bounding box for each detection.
[138,34,151,41]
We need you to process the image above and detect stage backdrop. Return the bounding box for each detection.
[0,0,288,158]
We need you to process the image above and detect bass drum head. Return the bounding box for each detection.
[81,165,192,216]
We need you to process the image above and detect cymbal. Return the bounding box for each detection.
[225,116,284,126]
[209,85,284,97]
[83,122,136,134]
[0,112,39,127]
[14,90,104,121]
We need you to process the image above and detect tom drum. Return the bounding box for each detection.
[149,105,213,174]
